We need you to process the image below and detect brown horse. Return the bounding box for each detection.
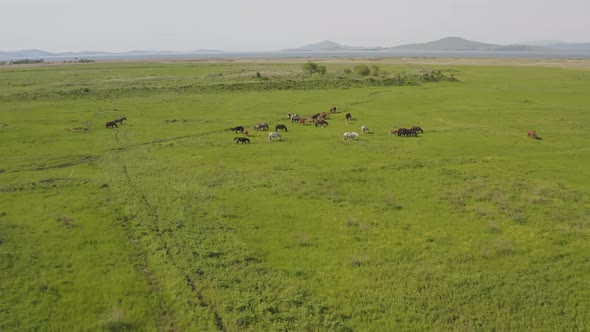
[528,130,537,139]
[115,117,127,125]
[106,121,118,128]
[389,129,398,136]
[315,119,329,127]
[410,126,423,133]
[275,124,288,132]
[319,112,327,119]
[242,129,249,135]
[330,106,337,113]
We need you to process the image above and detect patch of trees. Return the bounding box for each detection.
[302,61,327,75]
[63,59,96,63]
[8,59,44,65]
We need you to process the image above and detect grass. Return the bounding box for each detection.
[0,60,589,331]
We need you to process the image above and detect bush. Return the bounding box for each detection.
[354,64,370,76]
[302,61,327,75]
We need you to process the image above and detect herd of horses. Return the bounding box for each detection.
[104,110,539,145]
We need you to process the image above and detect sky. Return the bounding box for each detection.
[2,0,589,52]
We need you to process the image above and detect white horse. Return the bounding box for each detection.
[268,131,282,142]
[361,125,369,134]
[343,132,359,140]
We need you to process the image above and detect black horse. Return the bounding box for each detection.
[315,119,329,127]
[410,126,423,133]
[234,137,250,144]
[227,126,245,133]
[275,124,288,132]
[106,121,118,128]
[115,117,127,125]
[345,113,352,123]
[397,128,418,137]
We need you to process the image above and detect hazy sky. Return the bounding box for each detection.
[2,0,589,52]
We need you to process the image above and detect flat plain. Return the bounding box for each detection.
[0,58,589,331]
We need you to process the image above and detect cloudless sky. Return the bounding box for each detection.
[2,0,589,52]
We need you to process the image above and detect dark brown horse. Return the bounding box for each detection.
[275,124,288,132]
[234,137,250,144]
[106,121,118,128]
[410,126,423,133]
[330,106,337,113]
[315,119,329,127]
[228,126,245,133]
[115,117,127,125]
[345,113,352,124]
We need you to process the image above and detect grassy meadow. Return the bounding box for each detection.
[1,59,589,331]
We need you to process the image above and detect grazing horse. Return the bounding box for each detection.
[345,113,352,124]
[343,132,359,140]
[397,128,418,137]
[228,126,245,133]
[330,106,337,113]
[361,125,369,134]
[410,126,423,133]
[268,131,282,142]
[242,129,249,135]
[389,129,398,136]
[275,124,288,132]
[254,122,269,131]
[106,121,118,128]
[234,137,250,144]
[114,117,127,125]
[298,117,306,125]
[319,112,327,119]
[315,119,328,127]
[528,130,537,139]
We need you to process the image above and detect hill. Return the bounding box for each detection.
[385,37,547,51]
[284,40,380,51]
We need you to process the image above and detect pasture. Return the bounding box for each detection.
[1,59,589,331]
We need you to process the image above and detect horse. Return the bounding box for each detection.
[114,117,127,125]
[290,116,300,123]
[330,106,337,113]
[319,112,327,119]
[315,119,328,127]
[343,132,359,140]
[268,131,282,142]
[345,113,352,124]
[397,128,418,137]
[234,137,250,144]
[528,130,537,139]
[311,113,321,120]
[389,129,398,136]
[254,122,269,131]
[275,124,288,132]
[298,117,306,125]
[361,125,369,134]
[106,121,118,128]
[228,126,245,133]
[241,129,249,135]
[410,126,423,133]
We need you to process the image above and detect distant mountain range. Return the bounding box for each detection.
[0,48,224,59]
[2,37,590,59]
[286,37,590,52]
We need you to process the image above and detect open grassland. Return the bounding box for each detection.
[1,59,589,331]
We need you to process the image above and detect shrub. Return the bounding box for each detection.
[354,64,370,76]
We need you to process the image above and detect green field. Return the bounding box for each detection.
[1,59,589,331]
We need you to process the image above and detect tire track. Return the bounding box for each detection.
[118,161,226,331]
